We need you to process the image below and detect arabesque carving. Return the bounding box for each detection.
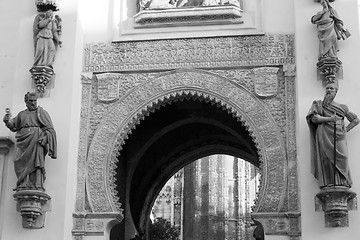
[83,34,294,73]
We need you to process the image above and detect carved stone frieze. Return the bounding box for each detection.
[83,34,294,73]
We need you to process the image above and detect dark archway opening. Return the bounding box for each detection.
[113,96,259,239]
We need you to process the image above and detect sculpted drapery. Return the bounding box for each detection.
[3,93,57,191]
[311,0,349,60]
[33,9,62,67]
[307,100,355,187]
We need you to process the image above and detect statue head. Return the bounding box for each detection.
[45,9,54,18]
[323,82,338,106]
[320,0,330,9]
[24,92,38,111]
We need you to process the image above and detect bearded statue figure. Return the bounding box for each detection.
[306,83,359,188]
[3,92,57,191]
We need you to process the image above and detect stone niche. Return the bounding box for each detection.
[74,34,300,240]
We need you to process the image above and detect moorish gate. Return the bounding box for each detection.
[3,1,360,240]
[72,35,300,239]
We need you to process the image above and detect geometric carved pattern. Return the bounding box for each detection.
[75,34,299,238]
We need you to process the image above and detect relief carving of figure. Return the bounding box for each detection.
[306,83,359,188]
[3,92,57,191]
[138,0,239,11]
[33,8,62,67]
[311,0,350,60]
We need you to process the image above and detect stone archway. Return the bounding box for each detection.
[87,69,286,213]
[73,34,300,240]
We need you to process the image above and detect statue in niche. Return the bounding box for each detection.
[306,82,359,188]
[138,0,239,11]
[3,92,57,191]
[311,0,350,60]
[33,5,62,67]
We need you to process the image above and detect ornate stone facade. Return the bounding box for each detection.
[74,34,300,239]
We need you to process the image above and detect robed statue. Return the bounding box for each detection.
[306,83,359,188]
[311,0,350,60]
[33,7,62,67]
[3,92,57,191]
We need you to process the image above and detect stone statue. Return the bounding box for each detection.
[33,7,62,67]
[311,0,350,60]
[306,83,359,188]
[3,92,57,191]
[252,219,265,240]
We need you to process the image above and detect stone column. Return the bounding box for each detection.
[0,137,14,197]
[0,137,14,234]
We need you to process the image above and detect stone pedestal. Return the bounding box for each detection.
[29,66,55,97]
[316,57,342,85]
[13,190,51,229]
[315,186,357,227]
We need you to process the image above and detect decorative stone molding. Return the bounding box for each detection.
[315,186,357,227]
[13,190,51,229]
[134,5,243,27]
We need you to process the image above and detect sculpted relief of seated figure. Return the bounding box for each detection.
[138,0,240,11]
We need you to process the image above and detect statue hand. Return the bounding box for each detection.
[38,137,47,146]
[330,114,342,123]
[3,114,10,123]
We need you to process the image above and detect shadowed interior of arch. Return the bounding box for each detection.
[113,96,260,239]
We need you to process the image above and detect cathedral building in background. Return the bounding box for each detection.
[152,155,259,239]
